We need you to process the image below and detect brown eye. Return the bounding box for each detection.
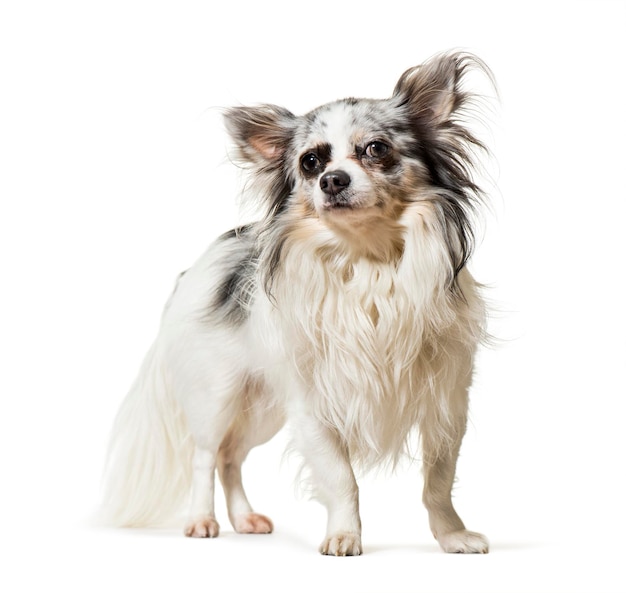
[301,152,321,173]
[365,141,390,159]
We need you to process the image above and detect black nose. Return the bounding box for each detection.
[320,170,351,196]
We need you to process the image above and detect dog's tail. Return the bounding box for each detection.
[100,340,194,527]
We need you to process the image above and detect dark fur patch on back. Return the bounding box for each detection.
[210,225,259,325]
[217,223,255,242]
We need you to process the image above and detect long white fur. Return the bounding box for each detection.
[101,51,493,555]
[267,202,484,467]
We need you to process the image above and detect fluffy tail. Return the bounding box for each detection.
[100,340,194,527]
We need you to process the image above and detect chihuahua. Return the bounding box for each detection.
[103,51,494,555]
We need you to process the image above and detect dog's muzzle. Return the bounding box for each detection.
[320,170,353,208]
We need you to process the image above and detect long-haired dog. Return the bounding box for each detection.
[102,51,495,555]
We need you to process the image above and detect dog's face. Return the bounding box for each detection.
[288,99,426,233]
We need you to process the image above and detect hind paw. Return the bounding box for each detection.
[233,512,273,534]
[184,516,220,538]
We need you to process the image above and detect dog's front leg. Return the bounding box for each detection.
[420,386,489,553]
[293,414,362,556]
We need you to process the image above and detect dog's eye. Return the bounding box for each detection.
[301,153,321,173]
[365,141,390,159]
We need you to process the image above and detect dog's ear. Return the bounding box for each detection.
[224,105,296,165]
[393,52,481,125]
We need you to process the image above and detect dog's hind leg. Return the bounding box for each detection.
[217,384,284,534]
[420,382,489,554]
[180,372,246,538]
[184,446,222,538]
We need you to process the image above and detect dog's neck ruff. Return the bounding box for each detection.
[264,204,484,467]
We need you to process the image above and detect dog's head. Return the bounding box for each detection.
[224,51,493,268]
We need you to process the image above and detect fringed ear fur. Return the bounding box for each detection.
[223,104,296,165]
[392,51,493,125]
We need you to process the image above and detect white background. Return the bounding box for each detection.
[2,1,625,592]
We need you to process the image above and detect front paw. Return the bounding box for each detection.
[184,515,220,538]
[319,532,362,556]
[438,529,489,554]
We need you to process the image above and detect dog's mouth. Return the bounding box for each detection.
[320,190,370,213]
[322,199,356,211]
